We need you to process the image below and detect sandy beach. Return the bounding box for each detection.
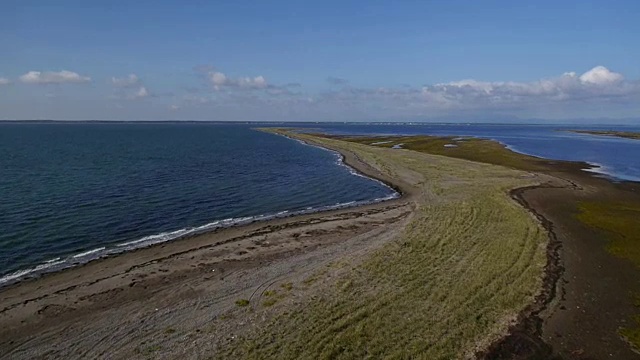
[0,134,417,359]
[1,130,639,359]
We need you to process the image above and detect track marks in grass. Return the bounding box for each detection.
[217,132,548,359]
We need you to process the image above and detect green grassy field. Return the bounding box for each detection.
[341,135,553,172]
[217,131,548,359]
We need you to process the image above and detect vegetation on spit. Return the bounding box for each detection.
[344,135,550,172]
[218,130,548,359]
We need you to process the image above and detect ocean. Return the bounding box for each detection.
[1,121,639,286]
[0,123,396,286]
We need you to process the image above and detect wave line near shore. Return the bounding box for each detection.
[0,132,400,288]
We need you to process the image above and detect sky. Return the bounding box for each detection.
[1,0,639,122]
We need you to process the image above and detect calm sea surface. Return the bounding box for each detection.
[0,123,395,285]
[1,122,639,286]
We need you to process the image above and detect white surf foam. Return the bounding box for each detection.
[0,259,67,286]
[72,247,106,259]
[583,162,612,178]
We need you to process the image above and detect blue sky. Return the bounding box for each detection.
[1,0,639,122]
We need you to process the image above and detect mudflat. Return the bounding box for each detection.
[1,130,638,359]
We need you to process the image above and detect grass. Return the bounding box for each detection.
[262,290,280,307]
[217,131,548,359]
[262,298,278,307]
[235,299,250,307]
[263,285,296,307]
[621,316,640,351]
[280,282,293,291]
[343,135,552,172]
[576,201,640,267]
[576,200,640,349]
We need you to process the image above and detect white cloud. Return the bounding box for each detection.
[0,77,11,85]
[169,104,180,110]
[210,72,227,86]
[239,75,268,88]
[20,70,91,84]
[207,71,268,90]
[297,65,640,121]
[133,86,149,99]
[578,65,624,85]
[111,74,140,87]
[421,66,636,107]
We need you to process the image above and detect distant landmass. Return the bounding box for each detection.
[568,129,640,140]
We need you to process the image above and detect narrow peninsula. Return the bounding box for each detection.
[567,129,640,140]
[1,129,640,360]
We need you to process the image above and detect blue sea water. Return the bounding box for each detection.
[1,121,639,286]
[0,123,396,285]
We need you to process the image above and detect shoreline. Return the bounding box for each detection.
[477,183,566,359]
[318,132,569,358]
[216,131,556,359]
[339,132,640,359]
[1,132,420,359]
[0,134,414,291]
[3,130,639,359]
[0,131,402,290]
[331,130,640,183]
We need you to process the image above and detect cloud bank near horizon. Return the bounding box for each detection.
[1,66,639,121]
[422,66,632,108]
